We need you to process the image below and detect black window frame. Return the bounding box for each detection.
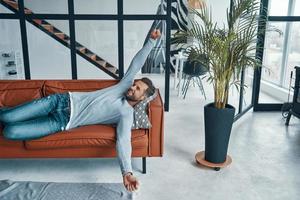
[253,0,300,111]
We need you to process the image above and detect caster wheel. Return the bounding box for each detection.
[214,167,220,171]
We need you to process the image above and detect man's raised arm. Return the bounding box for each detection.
[119,30,161,88]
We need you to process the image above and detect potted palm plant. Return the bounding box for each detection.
[172,0,265,167]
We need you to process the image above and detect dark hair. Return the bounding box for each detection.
[140,77,155,98]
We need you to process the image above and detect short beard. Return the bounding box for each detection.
[125,93,138,101]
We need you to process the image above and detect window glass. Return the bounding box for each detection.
[284,22,300,88]
[259,22,286,103]
[0,3,15,13]
[124,0,164,15]
[262,22,286,85]
[294,0,300,16]
[26,21,72,79]
[268,0,289,16]
[74,0,117,14]
[75,20,118,79]
[23,0,68,14]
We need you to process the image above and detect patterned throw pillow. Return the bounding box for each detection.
[131,90,158,130]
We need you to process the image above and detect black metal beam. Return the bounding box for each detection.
[120,15,167,20]
[117,0,124,79]
[253,103,282,111]
[16,14,167,20]
[18,0,30,79]
[0,13,18,19]
[238,68,246,114]
[68,0,77,79]
[164,0,171,112]
[25,14,70,19]
[23,14,116,20]
[268,16,300,21]
[253,0,269,110]
[142,157,146,174]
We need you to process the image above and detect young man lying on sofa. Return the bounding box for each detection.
[0,29,161,192]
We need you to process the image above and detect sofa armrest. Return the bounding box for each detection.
[148,89,164,157]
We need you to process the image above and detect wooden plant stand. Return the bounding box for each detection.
[195,151,232,171]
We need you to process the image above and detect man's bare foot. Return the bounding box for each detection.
[123,172,140,192]
[150,29,161,40]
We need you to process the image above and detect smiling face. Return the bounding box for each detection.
[126,80,149,101]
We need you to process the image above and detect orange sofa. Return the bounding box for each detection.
[0,80,164,173]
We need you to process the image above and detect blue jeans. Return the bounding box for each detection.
[0,93,70,140]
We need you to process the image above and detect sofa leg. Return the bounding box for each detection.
[142,157,146,174]
[285,112,292,126]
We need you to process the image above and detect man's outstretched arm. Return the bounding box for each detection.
[116,114,133,177]
[116,112,139,192]
[119,30,161,89]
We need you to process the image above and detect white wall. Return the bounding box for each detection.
[0,4,13,13]
[191,0,230,28]
[47,20,69,36]
[24,0,68,14]
[0,20,24,80]
[206,0,230,27]
[124,0,162,14]
[76,55,111,79]
[26,21,72,79]
[124,21,154,71]
[0,20,22,52]
[74,0,117,14]
[75,20,118,69]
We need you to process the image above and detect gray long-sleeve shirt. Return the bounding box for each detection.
[66,38,155,131]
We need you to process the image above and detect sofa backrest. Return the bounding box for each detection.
[43,80,119,95]
[0,79,163,108]
[0,80,44,107]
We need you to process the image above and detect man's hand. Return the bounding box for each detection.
[123,172,140,192]
[150,29,161,40]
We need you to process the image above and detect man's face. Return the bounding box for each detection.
[126,80,148,101]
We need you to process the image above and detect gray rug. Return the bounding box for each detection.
[0,180,133,200]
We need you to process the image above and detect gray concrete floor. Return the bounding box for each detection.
[0,74,300,200]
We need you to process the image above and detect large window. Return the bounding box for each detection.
[257,0,300,106]
[262,22,300,89]
[0,0,172,110]
[0,0,169,80]
[262,0,300,89]
[261,22,285,86]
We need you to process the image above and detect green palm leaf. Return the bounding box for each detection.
[171,0,269,109]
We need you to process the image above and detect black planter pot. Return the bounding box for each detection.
[204,103,235,163]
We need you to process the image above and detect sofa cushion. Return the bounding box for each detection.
[0,81,43,107]
[24,124,148,150]
[43,80,119,95]
[0,127,24,148]
[132,90,158,130]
